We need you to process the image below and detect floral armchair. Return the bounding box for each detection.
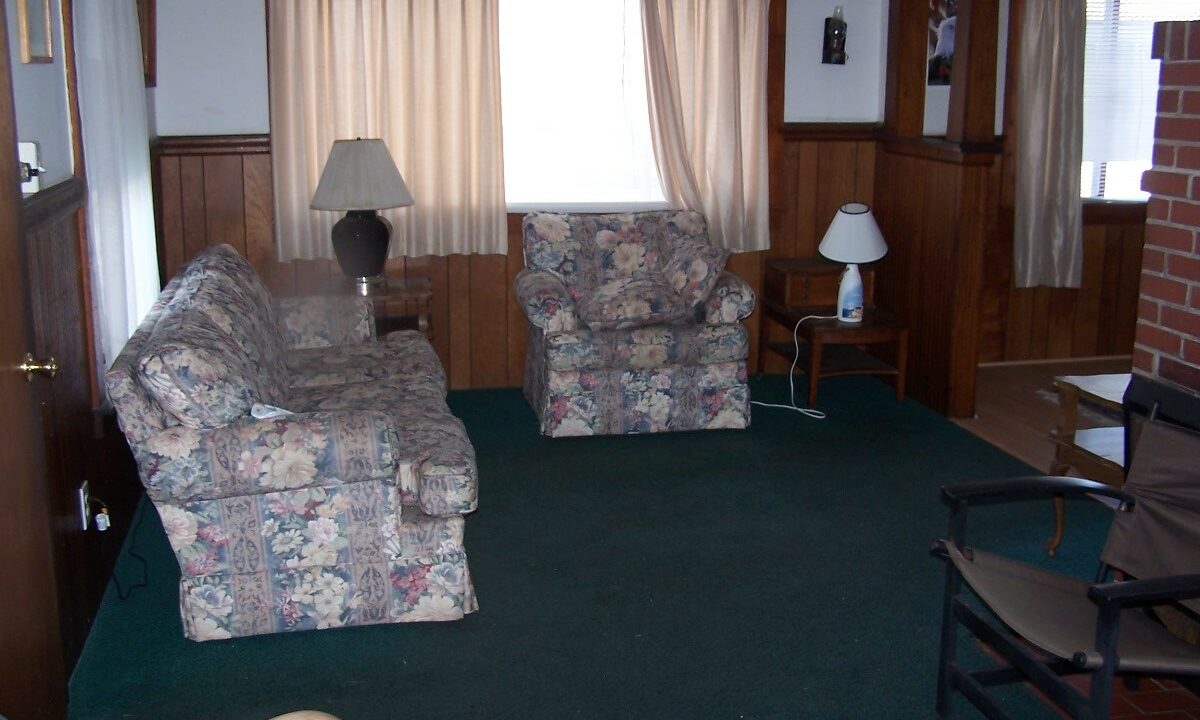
[106,245,477,640]
[516,211,755,437]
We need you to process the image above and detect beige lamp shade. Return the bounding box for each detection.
[818,202,888,264]
[310,139,414,211]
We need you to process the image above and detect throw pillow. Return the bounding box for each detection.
[664,238,729,309]
[136,309,267,429]
[578,276,689,331]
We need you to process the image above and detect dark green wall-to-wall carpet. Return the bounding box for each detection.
[69,376,1109,719]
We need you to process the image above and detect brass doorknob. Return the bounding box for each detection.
[19,353,57,381]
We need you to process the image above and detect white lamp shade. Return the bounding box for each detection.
[818,202,888,264]
[310,138,414,211]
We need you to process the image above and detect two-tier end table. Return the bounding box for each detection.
[759,258,908,407]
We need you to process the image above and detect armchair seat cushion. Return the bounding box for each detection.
[577,276,688,331]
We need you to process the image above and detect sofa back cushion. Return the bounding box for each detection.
[136,309,274,429]
[523,210,717,302]
[166,245,289,395]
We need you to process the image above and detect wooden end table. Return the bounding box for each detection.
[761,298,909,406]
[342,277,433,339]
[1044,372,1130,556]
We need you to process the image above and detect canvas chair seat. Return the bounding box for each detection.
[947,543,1200,674]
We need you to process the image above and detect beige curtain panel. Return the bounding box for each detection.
[641,0,771,252]
[269,0,507,259]
[1013,0,1084,288]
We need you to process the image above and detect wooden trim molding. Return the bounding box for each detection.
[1081,200,1147,225]
[881,136,1002,166]
[779,122,880,141]
[153,134,271,156]
[21,177,85,231]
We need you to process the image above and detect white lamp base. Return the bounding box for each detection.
[837,263,864,323]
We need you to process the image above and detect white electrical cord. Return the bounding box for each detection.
[751,314,838,420]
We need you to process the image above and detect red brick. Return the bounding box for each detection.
[1139,298,1161,322]
[1192,284,1200,308]
[1161,60,1200,87]
[1137,322,1183,355]
[1169,200,1200,228]
[1166,251,1200,281]
[1141,272,1191,304]
[1185,339,1200,364]
[1160,89,1181,113]
[1143,170,1191,197]
[1183,90,1200,115]
[1143,247,1167,273]
[1153,144,1177,167]
[1193,176,1200,201]
[1178,146,1200,171]
[1154,22,1169,60]
[1159,357,1200,394]
[1162,305,1200,337]
[1148,197,1171,221]
[1145,222,1195,252]
[1133,346,1156,374]
[1190,23,1200,60]
[1154,116,1200,143]
[1171,24,1190,62]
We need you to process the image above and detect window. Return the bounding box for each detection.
[1081,0,1199,200]
[498,0,666,211]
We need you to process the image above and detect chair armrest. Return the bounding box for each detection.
[273,295,375,349]
[1089,574,1200,607]
[703,271,756,324]
[132,411,399,504]
[940,475,1134,508]
[515,268,578,332]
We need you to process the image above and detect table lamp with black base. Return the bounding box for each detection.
[817,202,888,323]
[311,138,413,296]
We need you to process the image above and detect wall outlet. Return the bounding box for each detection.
[78,481,89,531]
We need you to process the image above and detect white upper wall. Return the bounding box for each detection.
[7,0,74,187]
[784,0,888,123]
[153,0,269,136]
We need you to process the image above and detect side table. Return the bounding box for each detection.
[343,277,433,339]
[760,258,907,406]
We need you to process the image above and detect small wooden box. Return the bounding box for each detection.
[763,258,875,308]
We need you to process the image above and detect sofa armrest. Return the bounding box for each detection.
[132,411,399,504]
[703,271,756,324]
[515,268,578,332]
[273,296,375,349]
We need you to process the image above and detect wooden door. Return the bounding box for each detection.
[0,3,68,717]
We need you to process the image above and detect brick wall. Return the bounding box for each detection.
[1135,21,1200,393]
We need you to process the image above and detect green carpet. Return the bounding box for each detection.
[69,375,1111,719]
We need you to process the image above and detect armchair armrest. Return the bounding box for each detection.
[133,410,399,504]
[703,271,756,324]
[515,268,578,332]
[1089,574,1200,607]
[273,295,375,349]
[940,475,1134,508]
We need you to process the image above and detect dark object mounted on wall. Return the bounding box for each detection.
[822,6,847,64]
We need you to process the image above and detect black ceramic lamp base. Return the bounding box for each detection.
[332,210,392,294]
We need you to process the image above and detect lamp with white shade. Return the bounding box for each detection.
[817,202,888,323]
[311,138,413,295]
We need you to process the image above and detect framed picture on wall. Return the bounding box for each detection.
[18,0,53,63]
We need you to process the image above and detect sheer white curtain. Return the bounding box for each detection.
[74,0,161,376]
[1014,0,1085,288]
[640,0,770,252]
[269,0,507,259]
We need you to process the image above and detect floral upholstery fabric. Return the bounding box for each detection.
[106,245,478,641]
[274,295,375,350]
[137,309,285,429]
[519,210,753,437]
[577,276,688,331]
[287,331,448,392]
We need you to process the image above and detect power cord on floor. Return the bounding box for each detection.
[107,497,149,601]
[751,314,837,420]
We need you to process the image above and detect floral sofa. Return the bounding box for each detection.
[516,210,755,437]
[105,245,477,641]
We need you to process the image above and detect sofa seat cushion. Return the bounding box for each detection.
[137,309,283,429]
[287,330,447,392]
[577,276,688,331]
[288,379,478,517]
[543,323,748,372]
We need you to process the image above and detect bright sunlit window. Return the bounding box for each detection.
[1081,0,1199,200]
[498,0,666,211]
